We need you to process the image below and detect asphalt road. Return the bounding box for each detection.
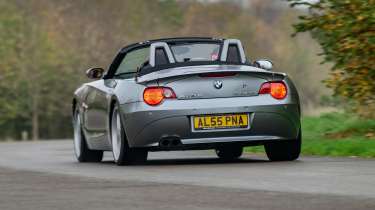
[0,140,375,210]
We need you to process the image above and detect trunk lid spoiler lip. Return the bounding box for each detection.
[136,65,286,83]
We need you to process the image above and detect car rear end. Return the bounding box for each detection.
[120,65,301,150]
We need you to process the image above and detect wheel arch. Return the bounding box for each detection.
[107,96,133,149]
[108,96,119,124]
[107,96,120,144]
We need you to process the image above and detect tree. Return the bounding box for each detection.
[0,0,27,132]
[0,0,77,140]
[288,0,375,117]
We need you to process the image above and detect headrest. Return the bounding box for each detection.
[220,39,246,64]
[149,42,175,67]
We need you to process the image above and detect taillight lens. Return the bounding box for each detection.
[143,87,176,106]
[259,82,287,99]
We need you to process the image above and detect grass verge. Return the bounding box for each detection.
[245,112,375,158]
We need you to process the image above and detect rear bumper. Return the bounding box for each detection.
[119,95,300,149]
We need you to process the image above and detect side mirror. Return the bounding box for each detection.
[86,68,104,79]
[254,59,273,71]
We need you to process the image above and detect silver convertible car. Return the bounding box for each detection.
[72,37,301,165]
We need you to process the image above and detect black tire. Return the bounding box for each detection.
[115,144,148,166]
[265,129,301,161]
[73,108,103,162]
[215,146,243,160]
[111,104,148,166]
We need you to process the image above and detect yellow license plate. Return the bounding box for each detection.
[192,114,249,131]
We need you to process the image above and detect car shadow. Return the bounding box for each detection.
[101,157,270,166]
[145,157,269,165]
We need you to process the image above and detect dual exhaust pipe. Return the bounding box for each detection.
[160,136,182,147]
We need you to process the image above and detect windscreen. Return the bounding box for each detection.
[170,43,220,62]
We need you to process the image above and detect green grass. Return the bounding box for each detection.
[245,112,375,158]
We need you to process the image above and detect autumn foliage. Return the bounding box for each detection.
[289,0,375,117]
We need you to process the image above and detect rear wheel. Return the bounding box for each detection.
[73,108,103,162]
[111,104,148,165]
[264,129,301,161]
[215,146,243,160]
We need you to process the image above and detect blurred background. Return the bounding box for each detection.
[0,0,373,157]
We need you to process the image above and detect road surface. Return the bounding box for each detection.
[0,140,374,210]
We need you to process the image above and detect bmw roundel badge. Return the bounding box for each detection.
[214,80,223,89]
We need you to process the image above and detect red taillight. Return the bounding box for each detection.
[259,82,287,99]
[258,82,271,94]
[143,87,176,106]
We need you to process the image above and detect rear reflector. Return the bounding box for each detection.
[259,82,287,99]
[199,72,237,77]
[143,87,176,106]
